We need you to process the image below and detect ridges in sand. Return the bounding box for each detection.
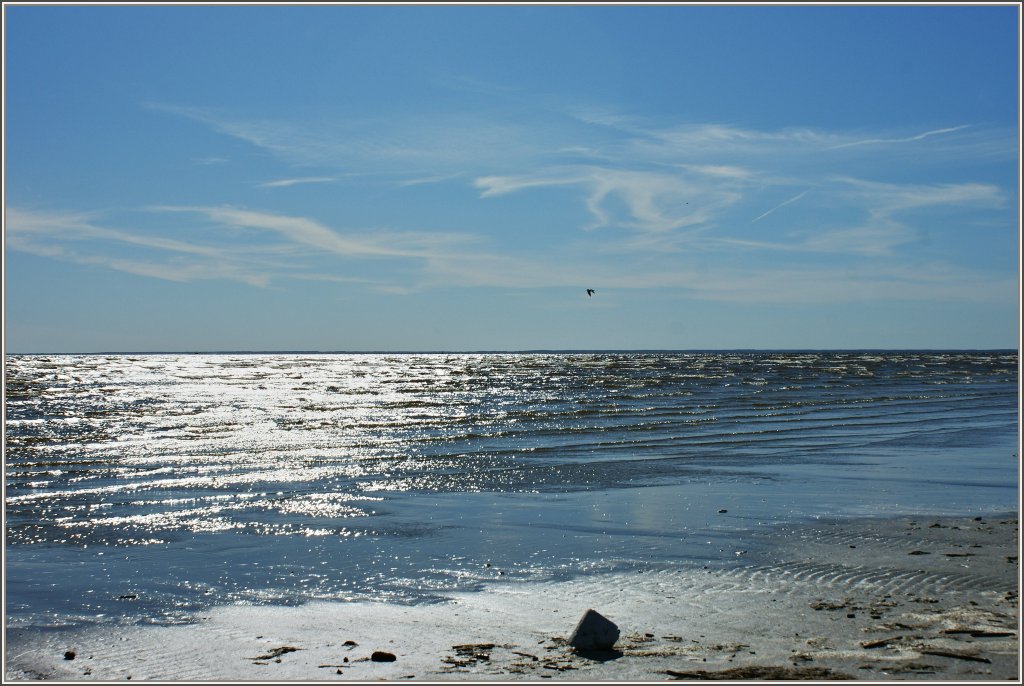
[722,560,1012,595]
[725,514,1019,597]
[5,514,1016,682]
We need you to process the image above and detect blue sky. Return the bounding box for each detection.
[4,4,1020,352]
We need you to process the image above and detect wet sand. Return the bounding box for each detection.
[5,513,1018,682]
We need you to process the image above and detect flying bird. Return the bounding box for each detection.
[586,289,595,297]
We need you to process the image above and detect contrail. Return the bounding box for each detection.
[753,190,809,223]
[827,125,970,150]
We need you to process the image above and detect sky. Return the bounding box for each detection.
[3,3,1020,353]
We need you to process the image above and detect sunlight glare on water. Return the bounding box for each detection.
[4,351,1018,627]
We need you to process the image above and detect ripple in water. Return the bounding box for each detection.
[4,351,1017,627]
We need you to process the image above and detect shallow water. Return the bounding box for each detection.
[4,351,1018,628]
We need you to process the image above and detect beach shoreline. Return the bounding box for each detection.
[5,512,1019,682]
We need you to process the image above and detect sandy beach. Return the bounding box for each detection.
[4,513,1018,682]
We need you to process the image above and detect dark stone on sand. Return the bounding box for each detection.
[665,665,852,680]
[862,636,903,649]
[569,609,620,652]
[920,648,991,663]
[64,651,76,661]
[251,646,301,661]
[371,651,397,662]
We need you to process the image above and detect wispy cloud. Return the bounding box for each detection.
[26,99,1007,306]
[8,199,1012,308]
[722,221,917,258]
[148,98,1012,211]
[675,164,757,179]
[145,101,577,175]
[727,176,1004,257]
[149,205,475,260]
[5,208,271,286]
[149,97,1014,178]
[258,176,337,188]
[833,177,1004,213]
[7,207,224,258]
[9,204,489,293]
[397,172,466,187]
[476,166,742,234]
[474,170,587,198]
[621,123,839,160]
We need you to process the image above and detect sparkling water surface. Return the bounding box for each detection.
[4,351,1018,628]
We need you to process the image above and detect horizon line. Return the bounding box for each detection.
[4,348,1019,356]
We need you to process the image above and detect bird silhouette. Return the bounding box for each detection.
[586,289,595,297]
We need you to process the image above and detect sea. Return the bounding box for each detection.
[4,351,1019,631]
